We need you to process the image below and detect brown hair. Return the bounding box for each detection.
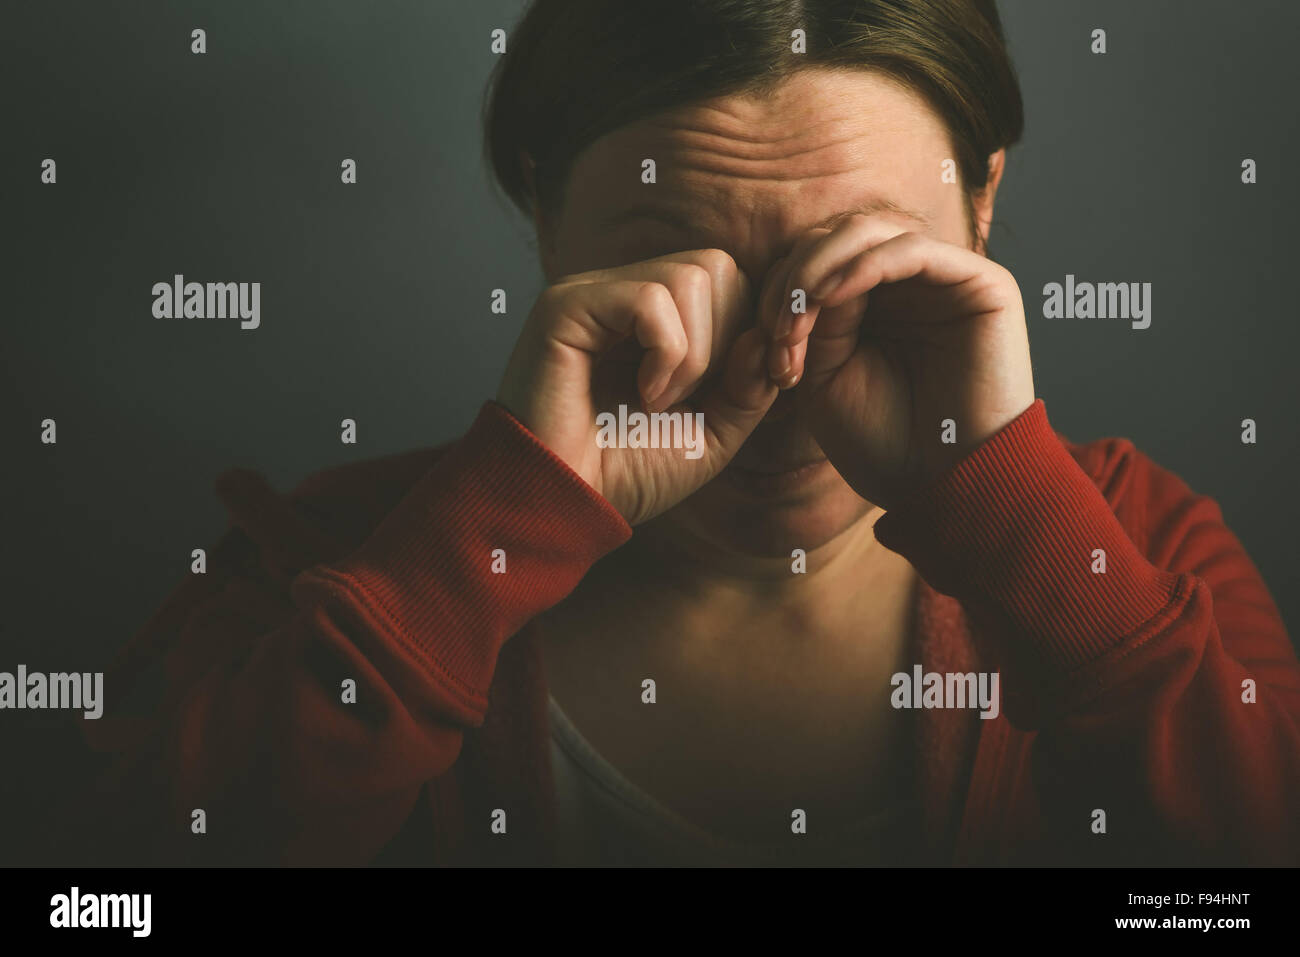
[483,0,1023,250]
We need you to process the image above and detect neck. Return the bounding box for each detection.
[606,506,914,639]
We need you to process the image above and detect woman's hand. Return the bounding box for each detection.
[759,217,1036,511]
[497,249,778,525]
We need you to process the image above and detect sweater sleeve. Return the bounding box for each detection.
[69,400,632,866]
[873,399,1300,865]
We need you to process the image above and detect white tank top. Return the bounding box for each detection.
[547,694,915,866]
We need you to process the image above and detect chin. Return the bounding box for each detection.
[667,463,877,558]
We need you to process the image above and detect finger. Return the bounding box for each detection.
[784,216,912,312]
[817,232,986,310]
[766,334,807,390]
[692,326,780,469]
[556,249,751,370]
[546,279,690,406]
[773,232,834,343]
[758,230,826,340]
[628,283,692,409]
[644,250,753,367]
[640,252,753,407]
[782,229,977,383]
[644,263,713,410]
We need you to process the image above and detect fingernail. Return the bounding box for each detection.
[645,374,670,407]
[781,346,797,384]
[770,344,797,382]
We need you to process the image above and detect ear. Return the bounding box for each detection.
[520,150,559,279]
[971,148,1006,254]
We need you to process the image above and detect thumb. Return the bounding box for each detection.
[693,326,779,470]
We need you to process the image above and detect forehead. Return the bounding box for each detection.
[559,67,957,261]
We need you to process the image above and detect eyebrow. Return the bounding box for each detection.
[599,197,932,238]
[813,199,933,230]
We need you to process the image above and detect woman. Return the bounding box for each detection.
[68,0,1299,867]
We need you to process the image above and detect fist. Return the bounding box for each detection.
[497,249,779,524]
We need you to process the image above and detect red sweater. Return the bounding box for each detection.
[68,398,1300,866]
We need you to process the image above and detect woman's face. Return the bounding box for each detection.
[534,67,996,557]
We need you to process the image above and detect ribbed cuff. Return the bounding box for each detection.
[874,399,1181,685]
[301,400,632,717]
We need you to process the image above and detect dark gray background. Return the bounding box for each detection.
[4,0,1297,861]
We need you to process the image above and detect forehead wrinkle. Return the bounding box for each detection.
[631,116,897,177]
[639,110,853,148]
[622,115,930,192]
[658,145,884,183]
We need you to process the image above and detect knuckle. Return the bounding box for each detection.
[669,324,691,360]
[680,349,709,380]
[693,247,738,282]
[695,248,752,307]
[633,280,674,314]
[664,262,713,302]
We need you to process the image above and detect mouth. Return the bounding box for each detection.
[720,456,833,496]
